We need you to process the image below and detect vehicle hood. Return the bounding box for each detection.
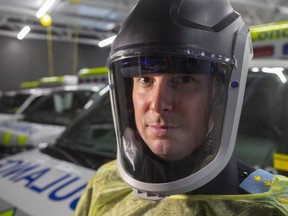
[0,149,96,216]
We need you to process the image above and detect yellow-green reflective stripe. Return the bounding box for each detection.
[18,134,28,146]
[39,76,63,86]
[20,81,39,89]
[79,67,108,78]
[2,133,12,146]
[251,21,288,42]
[0,208,16,216]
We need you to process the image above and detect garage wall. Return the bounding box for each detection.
[0,36,111,91]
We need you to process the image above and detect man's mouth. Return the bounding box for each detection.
[147,124,178,137]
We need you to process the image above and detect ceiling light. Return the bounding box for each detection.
[17,26,31,40]
[36,0,56,18]
[98,35,117,47]
[40,14,52,27]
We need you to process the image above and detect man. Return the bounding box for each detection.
[75,0,288,215]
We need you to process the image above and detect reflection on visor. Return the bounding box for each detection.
[120,56,220,77]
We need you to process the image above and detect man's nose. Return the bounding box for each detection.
[149,81,174,113]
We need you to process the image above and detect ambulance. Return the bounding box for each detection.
[234,22,288,176]
[0,69,107,158]
[0,82,51,123]
[0,84,116,216]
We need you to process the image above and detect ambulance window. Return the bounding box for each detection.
[22,95,49,115]
[68,91,116,157]
[24,90,94,126]
[42,90,117,169]
[0,93,30,114]
[237,71,284,138]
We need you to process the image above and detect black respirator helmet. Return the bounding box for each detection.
[107,0,253,200]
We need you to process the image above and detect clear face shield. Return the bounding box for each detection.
[108,48,235,198]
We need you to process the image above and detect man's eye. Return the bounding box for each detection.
[175,75,194,84]
[139,77,153,84]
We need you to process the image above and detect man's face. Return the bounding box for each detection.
[132,73,214,161]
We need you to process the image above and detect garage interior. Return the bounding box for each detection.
[0,0,288,91]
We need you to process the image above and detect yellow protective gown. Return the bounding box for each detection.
[75,160,288,216]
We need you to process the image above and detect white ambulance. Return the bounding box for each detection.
[0,69,108,158]
[0,85,116,216]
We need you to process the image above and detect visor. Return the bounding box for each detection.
[108,48,235,198]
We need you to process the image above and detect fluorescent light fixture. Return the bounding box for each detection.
[17,26,31,40]
[36,0,56,18]
[98,35,117,47]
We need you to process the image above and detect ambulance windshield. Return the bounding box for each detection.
[41,88,117,170]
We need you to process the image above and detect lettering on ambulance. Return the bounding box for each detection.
[0,160,40,178]
[49,177,87,201]
[0,159,87,211]
[253,29,288,42]
[70,197,80,210]
[30,174,71,192]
